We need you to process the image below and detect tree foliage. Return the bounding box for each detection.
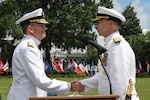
[41,0,97,50]
[98,0,113,8]
[0,0,21,62]
[0,0,98,62]
[120,4,142,37]
[84,46,98,65]
[127,32,150,65]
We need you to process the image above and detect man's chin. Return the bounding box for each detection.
[40,35,46,41]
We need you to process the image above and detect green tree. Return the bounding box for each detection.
[0,0,98,63]
[84,46,98,65]
[120,4,142,37]
[42,0,97,49]
[0,0,21,62]
[98,0,113,8]
[127,32,150,66]
[39,0,97,62]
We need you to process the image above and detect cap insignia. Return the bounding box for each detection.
[27,41,34,48]
[113,37,121,43]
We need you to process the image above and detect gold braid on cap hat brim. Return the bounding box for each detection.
[92,16,109,22]
[29,19,49,24]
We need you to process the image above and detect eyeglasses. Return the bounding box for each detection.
[30,23,47,27]
[37,23,47,27]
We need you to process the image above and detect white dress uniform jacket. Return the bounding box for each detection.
[7,35,70,100]
[80,31,139,100]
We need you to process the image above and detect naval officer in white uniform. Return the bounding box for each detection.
[7,8,84,100]
[78,6,140,100]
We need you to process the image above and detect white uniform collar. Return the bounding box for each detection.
[104,31,120,44]
[24,35,41,46]
[104,31,120,49]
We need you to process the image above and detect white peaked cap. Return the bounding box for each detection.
[93,6,126,23]
[16,8,48,25]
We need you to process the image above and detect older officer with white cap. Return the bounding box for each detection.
[77,6,140,100]
[7,8,84,100]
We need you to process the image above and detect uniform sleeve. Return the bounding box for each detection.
[80,72,100,93]
[108,42,130,99]
[20,47,70,95]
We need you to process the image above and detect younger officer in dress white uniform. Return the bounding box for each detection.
[79,6,140,100]
[7,8,84,100]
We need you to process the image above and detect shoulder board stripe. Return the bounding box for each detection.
[27,41,34,48]
[113,37,121,43]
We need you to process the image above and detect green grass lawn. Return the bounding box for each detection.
[0,75,150,100]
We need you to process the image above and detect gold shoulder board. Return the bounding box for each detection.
[27,41,34,48]
[113,37,121,43]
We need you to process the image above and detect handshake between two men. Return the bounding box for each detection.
[70,80,85,94]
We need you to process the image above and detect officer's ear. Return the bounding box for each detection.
[27,24,34,34]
